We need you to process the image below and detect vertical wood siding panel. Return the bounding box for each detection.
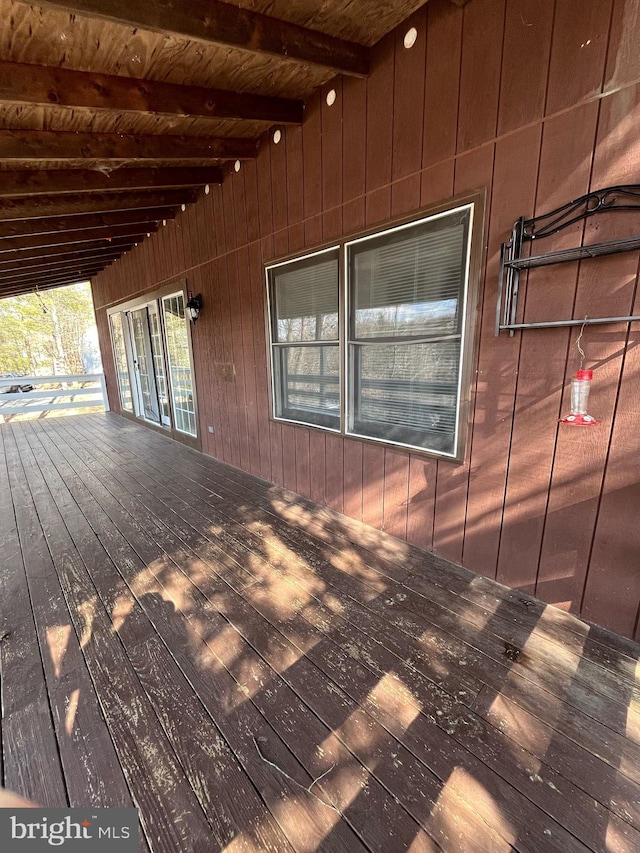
[244,160,261,247]
[406,455,436,551]
[391,6,426,218]
[285,125,305,252]
[497,0,554,136]
[461,129,540,580]
[237,245,261,476]
[168,220,180,281]
[322,78,343,241]
[294,428,311,499]
[422,0,462,172]
[433,145,493,564]
[212,256,232,464]
[256,142,274,261]
[280,424,297,493]
[271,129,289,258]
[223,254,241,468]
[196,194,222,458]
[604,0,640,92]
[362,443,384,531]
[255,147,277,477]
[227,251,250,472]
[546,0,613,115]
[383,449,409,540]
[248,241,272,481]
[507,103,599,607]
[222,176,238,253]
[456,0,505,153]
[325,434,344,514]
[177,210,191,275]
[233,168,249,251]
[303,91,323,247]
[212,263,230,463]
[582,276,640,636]
[342,76,367,235]
[308,431,326,506]
[270,421,284,487]
[365,34,394,226]
[342,439,363,522]
[186,202,200,273]
[565,83,640,627]
[213,183,228,260]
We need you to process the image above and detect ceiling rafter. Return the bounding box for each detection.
[0,167,223,198]
[0,239,137,265]
[24,0,370,76]
[0,224,158,253]
[0,189,198,223]
[0,60,304,125]
[0,265,108,289]
[0,209,174,239]
[0,130,257,162]
[0,247,131,275]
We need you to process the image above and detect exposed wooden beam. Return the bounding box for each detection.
[0,236,138,263]
[0,208,173,238]
[27,0,370,76]
[0,264,107,288]
[0,223,157,253]
[0,189,196,223]
[0,167,223,198]
[0,130,258,162]
[0,61,304,125]
[0,248,130,276]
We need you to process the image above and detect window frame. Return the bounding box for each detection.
[265,190,486,462]
[266,245,342,432]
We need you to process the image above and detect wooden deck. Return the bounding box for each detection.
[1,414,639,853]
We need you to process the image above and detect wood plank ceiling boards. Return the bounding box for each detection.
[0,0,428,297]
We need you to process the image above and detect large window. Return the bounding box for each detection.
[267,248,340,429]
[266,201,479,459]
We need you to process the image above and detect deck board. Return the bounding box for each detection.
[1,413,639,852]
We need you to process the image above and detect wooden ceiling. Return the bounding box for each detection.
[0,0,429,299]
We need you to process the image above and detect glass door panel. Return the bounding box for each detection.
[110,312,134,412]
[147,302,171,426]
[161,292,197,436]
[129,307,160,424]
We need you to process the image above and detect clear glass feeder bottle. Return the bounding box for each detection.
[559,369,600,426]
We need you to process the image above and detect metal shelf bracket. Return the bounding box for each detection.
[496,185,640,335]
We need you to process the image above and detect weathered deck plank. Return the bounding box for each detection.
[0,413,638,853]
[54,416,640,850]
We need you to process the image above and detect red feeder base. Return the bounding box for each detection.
[558,413,600,426]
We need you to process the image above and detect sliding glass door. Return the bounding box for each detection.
[109,288,197,439]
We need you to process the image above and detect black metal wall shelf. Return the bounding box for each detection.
[496,185,640,335]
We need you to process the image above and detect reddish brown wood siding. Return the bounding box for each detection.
[92,0,640,641]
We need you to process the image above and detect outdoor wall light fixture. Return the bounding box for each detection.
[186,292,203,323]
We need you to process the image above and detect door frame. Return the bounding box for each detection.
[107,280,201,450]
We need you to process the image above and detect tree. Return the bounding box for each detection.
[0,282,99,376]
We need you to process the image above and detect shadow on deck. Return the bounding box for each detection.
[0,413,639,852]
